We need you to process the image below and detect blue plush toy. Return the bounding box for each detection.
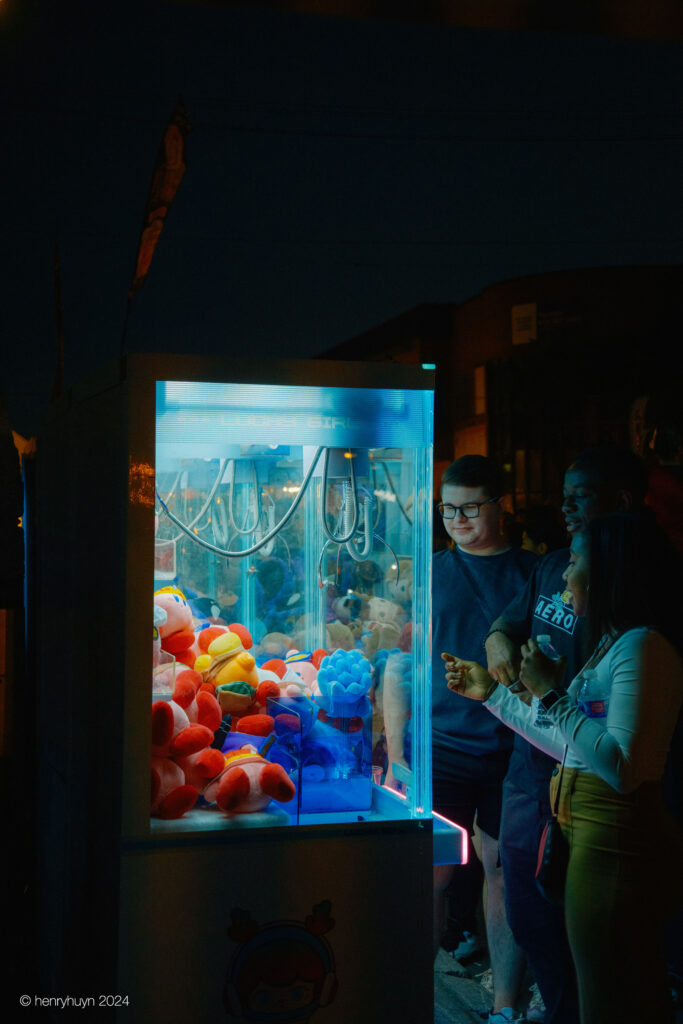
[316,648,373,718]
[261,650,378,811]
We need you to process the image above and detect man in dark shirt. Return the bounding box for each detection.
[484,445,648,1024]
[433,455,537,1024]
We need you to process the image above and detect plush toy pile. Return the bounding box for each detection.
[151,566,411,818]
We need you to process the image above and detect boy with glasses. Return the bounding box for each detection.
[433,455,537,1024]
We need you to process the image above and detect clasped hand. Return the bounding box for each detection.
[443,637,566,702]
[519,638,567,696]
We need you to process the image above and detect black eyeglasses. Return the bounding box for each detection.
[437,497,500,520]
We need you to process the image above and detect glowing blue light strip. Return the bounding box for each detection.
[156,380,433,449]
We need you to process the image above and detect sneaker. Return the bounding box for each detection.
[442,927,481,961]
[526,982,545,1022]
[488,1010,524,1024]
[451,929,481,960]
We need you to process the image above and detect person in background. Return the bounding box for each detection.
[446,512,683,1024]
[520,505,567,557]
[643,421,683,556]
[484,445,648,1024]
[432,455,537,1024]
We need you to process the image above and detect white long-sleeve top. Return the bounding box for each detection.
[484,627,683,793]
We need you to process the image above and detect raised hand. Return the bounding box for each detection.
[442,652,498,702]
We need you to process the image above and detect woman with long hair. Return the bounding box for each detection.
[444,513,683,1024]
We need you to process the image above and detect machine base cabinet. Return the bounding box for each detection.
[118,827,433,1024]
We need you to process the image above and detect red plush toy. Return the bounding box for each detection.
[204,714,296,815]
[150,669,223,819]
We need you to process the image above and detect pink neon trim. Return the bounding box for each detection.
[378,788,469,865]
[432,810,469,865]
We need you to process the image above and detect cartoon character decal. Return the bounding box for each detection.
[224,901,337,1023]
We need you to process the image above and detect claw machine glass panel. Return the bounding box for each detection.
[152,376,433,830]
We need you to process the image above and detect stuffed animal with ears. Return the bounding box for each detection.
[256,630,295,659]
[385,558,413,609]
[329,591,365,640]
[361,596,405,660]
[324,620,357,652]
[290,611,358,655]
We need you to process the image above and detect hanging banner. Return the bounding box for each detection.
[129,98,191,296]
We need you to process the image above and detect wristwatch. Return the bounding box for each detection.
[539,689,563,711]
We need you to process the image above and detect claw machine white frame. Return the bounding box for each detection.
[34,354,463,1023]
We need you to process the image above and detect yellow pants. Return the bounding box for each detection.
[551,767,682,1024]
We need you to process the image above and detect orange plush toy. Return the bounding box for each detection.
[150,669,224,819]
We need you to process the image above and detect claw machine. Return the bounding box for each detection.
[34,354,463,1023]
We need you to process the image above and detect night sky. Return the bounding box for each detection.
[3,0,683,437]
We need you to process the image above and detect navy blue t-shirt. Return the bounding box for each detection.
[497,547,586,797]
[432,545,538,764]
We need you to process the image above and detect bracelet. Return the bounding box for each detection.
[483,680,500,702]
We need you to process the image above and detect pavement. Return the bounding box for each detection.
[434,947,492,1023]
[434,945,530,1024]
[434,945,683,1024]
